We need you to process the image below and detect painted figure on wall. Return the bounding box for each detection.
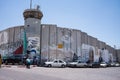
[27,37,40,58]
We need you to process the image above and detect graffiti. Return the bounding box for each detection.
[101,49,109,62]
[27,37,40,58]
[0,26,115,63]
[61,35,71,51]
[0,31,8,45]
[0,40,23,55]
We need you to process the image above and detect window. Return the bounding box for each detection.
[54,61,58,63]
[78,61,81,63]
[59,60,63,63]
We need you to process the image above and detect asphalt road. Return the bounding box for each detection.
[0,66,120,80]
[0,67,66,80]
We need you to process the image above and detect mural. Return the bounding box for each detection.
[0,40,23,57]
[109,53,113,63]
[0,25,115,63]
[82,44,90,62]
[0,31,8,45]
[57,28,73,61]
[81,44,101,62]
[0,28,23,57]
[27,37,40,58]
[101,49,109,62]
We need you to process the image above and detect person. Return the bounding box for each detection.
[33,56,36,65]
[26,57,31,69]
[73,53,78,62]
[0,54,2,68]
[36,56,40,66]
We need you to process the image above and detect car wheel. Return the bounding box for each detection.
[5,61,8,65]
[61,65,65,68]
[84,65,87,68]
[12,62,15,65]
[48,64,52,67]
[74,65,76,68]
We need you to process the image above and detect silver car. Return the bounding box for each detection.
[115,62,120,67]
[100,62,107,68]
[110,62,120,67]
[44,59,66,68]
[67,61,87,68]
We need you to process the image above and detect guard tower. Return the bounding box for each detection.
[23,3,43,36]
[22,1,43,58]
[23,6,43,20]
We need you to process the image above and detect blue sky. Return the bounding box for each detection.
[0,0,120,49]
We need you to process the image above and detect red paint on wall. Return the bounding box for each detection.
[14,45,23,54]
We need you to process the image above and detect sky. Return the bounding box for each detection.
[0,0,120,49]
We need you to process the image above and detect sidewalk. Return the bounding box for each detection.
[1,64,37,68]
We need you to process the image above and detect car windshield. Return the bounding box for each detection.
[94,62,99,64]
[77,61,81,63]
[54,61,58,63]
[101,62,106,64]
[59,60,63,63]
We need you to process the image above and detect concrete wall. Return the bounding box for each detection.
[71,29,77,54]
[0,24,119,62]
[49,25,57,60]
[0,26,23,55]
[76,30,82,57]
[117,49,120,62]
[88,35,92,46]
[41,24,49,60]
[81,32,88,44]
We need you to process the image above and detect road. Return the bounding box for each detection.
[0,66,120,80]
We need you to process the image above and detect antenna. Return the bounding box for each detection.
[37,5,40,10]
[30,0,32,9]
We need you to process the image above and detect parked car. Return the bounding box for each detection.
[100,62,107,68]
[105,62,111,67]
[67,61,87,68]
[2,54,23,65]
[44,59,66,68]
[110,62,115,67]
[110,62,120,67]
[114,62,120,67]
[88,62,100,68]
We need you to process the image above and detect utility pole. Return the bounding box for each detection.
[30,0,32,9]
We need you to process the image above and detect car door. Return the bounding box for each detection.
[78,61,84,67]
[52,60,58,67]
[77,61,82,67]
[59,60,64,67]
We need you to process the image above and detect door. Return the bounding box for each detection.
[52,60,59,67]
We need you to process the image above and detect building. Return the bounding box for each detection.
[0,5,119,64]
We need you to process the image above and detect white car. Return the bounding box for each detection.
[100,62,107,68]
[44,59,66,68]
[110,62,120,67]
[115,63,120,67]
[110,62,115,67]
[111,62,120,67]
[67,61,87,67]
